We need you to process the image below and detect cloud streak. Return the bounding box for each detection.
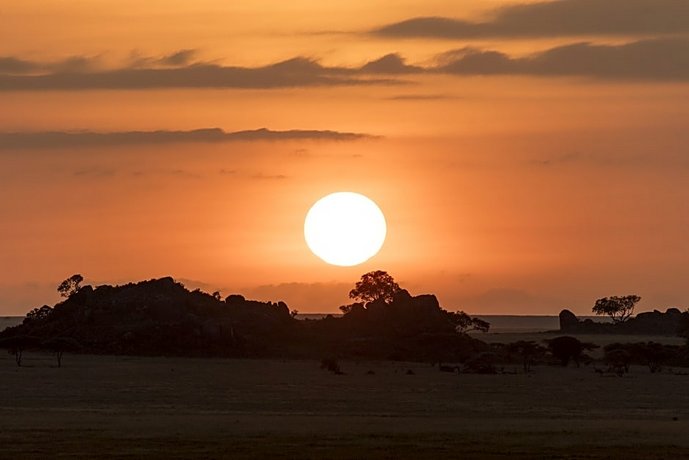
[355,39,689,81]
[1,37,687,92]
[0,55,103,75]
[0,57,397,91]
[0,128,375,149]
[435,38,689,80]
[374,0,689,39]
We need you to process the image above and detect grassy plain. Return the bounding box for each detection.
[2,335,689,459]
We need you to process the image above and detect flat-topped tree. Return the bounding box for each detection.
[592,295,641,323]
[345,270,400,308]
[340,271,400,314]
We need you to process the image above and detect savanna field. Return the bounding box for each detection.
[3,332,689,460]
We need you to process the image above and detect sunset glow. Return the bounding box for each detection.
[0,0,688,315]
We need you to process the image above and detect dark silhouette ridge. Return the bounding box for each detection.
[560,308,688,335]
[0,277,296,358]
[5,274,687,371]
[0,275,489,363]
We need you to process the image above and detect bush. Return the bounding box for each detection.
[546,336,598,367]
[463,352,497,374]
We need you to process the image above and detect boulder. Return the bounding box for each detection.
[559,309,579,332]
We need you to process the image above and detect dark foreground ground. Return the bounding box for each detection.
[2,349,689,459]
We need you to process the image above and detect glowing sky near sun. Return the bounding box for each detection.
[1,0,688,315]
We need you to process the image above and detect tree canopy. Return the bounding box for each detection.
[592,295,640,323]
[57,274,84,298]
[348,270,400,304]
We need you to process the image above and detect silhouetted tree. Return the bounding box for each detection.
[42,337,82,367]
[0,336,38,367]
[24,305,53,324]
[546,336,598,367]
[604,348,631,376]
[212,291,222,301]
[507,340,547,373]
[605,342,675,374]
[57,274,84,298]
[349,270,400,304]
[225,294,246,305]
[450,311,490,333]
[592,295,640,323]
[642,342,668,373]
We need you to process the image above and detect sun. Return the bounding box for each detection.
[304,192,387,266]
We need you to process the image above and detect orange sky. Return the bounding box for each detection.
[1,0,688,315]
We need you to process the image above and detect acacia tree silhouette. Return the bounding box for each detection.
[592,295,640,323]
[348,270,400,304]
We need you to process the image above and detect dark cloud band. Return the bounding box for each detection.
[1,37,687,92]
[0,57,396,90]
[435,38,689,80]
[375,0,689,39]
[0,128,375,149]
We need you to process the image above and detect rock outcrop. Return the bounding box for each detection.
[0,277,489,362]
[559,308,688,336]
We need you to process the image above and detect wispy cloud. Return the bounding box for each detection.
[1,36,687,93]
[0,56,399,91]
[0,55,104,74]
[356,38,689,81]
[0,128,376,149]
[365,38,689,81]
[127,49,204,68]
[360,54,423,74]
[434,38,689,81]
[374,0,689,39]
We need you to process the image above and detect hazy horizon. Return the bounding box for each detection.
[2,0,688,316]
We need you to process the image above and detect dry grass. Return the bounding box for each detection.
[2,341,689,459]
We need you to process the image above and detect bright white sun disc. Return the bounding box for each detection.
[304,192,387,266]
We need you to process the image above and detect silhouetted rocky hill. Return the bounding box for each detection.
[0,277,296,357]
[559,308,689,336]
[0,278,488,361]
[303,289,488,361]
